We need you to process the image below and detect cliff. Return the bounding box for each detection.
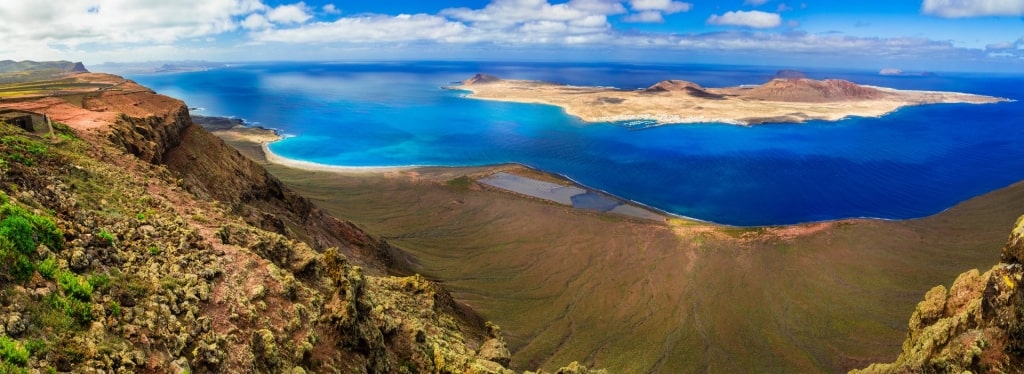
[853,216,1024,373]
[0,71,600,373]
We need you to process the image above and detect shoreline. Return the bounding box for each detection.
[198,115,1017,228]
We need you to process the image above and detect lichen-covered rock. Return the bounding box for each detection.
[478,322,512,367]
[853,216,1024,373]
[525,361,608,374]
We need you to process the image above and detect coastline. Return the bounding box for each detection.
[455,78,1010,126]
[197,114,1021,228]
[194,115,672,221]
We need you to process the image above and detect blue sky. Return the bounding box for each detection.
[0,0,1022,72]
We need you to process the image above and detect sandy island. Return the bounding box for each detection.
[452,73,1009,126]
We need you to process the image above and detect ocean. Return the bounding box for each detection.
[128,61,1024,226]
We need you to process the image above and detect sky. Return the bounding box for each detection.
[1,0,1023,72]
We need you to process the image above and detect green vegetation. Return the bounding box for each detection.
[0,199,64,281]
[97,229,115,246]
[0,135,47,167]
[37,257,57,279]
[0,336,28,372]
[148,245,161,255]
[56,270,93,301]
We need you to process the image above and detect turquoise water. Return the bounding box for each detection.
[129,62,1024,226]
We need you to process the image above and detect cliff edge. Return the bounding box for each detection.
[0,70,601,373]
[853,216,1024,373]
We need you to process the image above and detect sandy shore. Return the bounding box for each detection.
[201,119,669,221]
[196,117,417,174]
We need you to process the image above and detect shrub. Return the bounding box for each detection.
[108,301,121,317]
[87,273,110,292]
[56,271,92,302]
[97,229,115,246]
[0,215,35,255]
[45,294,92,325]
[27,214,62,251]
[0,202,64,253]
[11,256,33,282]
[37,257,57,279]
[0,335,28,366]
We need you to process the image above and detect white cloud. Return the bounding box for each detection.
[267,2,312,24]
[442,0,625,26]
[241,14,272,30]
[922,0,1024,17]
[624,11,665,23]
[322,4,341,15]
[629,0,692,13]
[707,10,782,28]
[777,3,793,12]
[251,14,470,44]
[744,0,771,5]
[0,0,266,47]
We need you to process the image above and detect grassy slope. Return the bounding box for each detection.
[222,134,1024,373]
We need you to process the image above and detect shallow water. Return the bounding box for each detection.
[129,61,1024,226]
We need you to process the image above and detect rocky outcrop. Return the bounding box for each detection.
[642,80,727,99]
[743,78,887,102]
[853,216,1024,373]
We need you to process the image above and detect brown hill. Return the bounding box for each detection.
[642,80,727,99]
[463,73,502,85]
[774,69,809,79]
[740,78,887,102]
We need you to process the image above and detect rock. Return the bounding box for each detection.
[477,322,511,367]
[252,329,280,371]
[69,249,90,270]
[4,314,25,336]
[1001,215,1024,264]
[169,357,190,374]
[854,215,1024,373]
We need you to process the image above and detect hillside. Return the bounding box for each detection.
[0,61,88,84]
[853,216,1024,373]
[0,72,600,373]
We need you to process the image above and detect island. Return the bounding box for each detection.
[453,72,1009,125]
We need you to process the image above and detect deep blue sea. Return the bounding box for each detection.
[128,61,1024,226]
